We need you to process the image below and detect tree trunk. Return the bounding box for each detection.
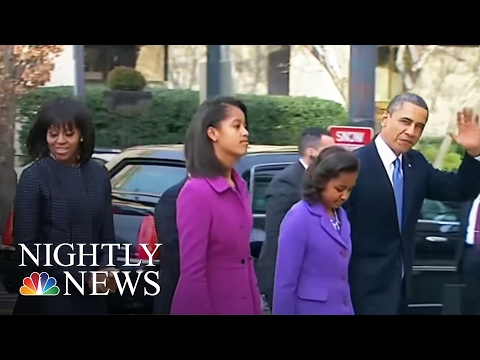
[0,45,18,236]
[433,136,452,169]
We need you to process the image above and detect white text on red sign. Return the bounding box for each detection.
[335,131,366,143]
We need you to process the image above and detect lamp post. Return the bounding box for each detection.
[206,45,233,99]
[348,45,377,129]
[73,45,86,99]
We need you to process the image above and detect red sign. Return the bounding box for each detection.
[328,126,374,151]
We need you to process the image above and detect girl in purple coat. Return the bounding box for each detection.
[171,96,262,315]
[273,146,359,315]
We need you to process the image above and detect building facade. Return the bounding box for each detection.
[46,45,404,103]
[47,45,168,87]
[45,45,480,138]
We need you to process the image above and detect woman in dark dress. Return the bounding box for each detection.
[13,97,117,314]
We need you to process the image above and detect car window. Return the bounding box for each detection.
[111,164,186,195]
[252,175,273,214]
[251,165,289,214]
[420,199,461,222]
[93,158,106,165]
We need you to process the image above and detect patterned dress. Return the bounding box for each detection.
[12,156,115,314]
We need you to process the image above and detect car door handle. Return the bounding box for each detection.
[425,236,448,242]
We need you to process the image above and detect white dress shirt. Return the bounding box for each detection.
[465,194,480,245]
[374,135,403,185]
[374,136,404,277]
[299,158,308,169]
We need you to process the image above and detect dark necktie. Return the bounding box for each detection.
[393,157,405,278]
[392,158,403,231]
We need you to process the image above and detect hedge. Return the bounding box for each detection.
[415,137,463,170]
[17,86,462,170]
[17,86,349,156]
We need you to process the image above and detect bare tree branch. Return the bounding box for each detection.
[306,45,348,105]
[396,45,466,91]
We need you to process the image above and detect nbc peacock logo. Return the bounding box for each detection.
[19,272,60,296]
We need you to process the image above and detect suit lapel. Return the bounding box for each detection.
[308,202,347,248]
[460,200,474,235]
[365,141,404,233]
[463,200,474,221]
[401,152,414,232]
[293,160,306,186]
[365,142,397,208]
[320,216,345,247]
[286,160,306,202]
[338,208,350,247]
[231,170,253,221]
[295,159,306,172]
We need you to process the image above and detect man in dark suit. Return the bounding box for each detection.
[258,127,334,310]
[343,93,480,315]
[457,195,480,314]
[152,178,187,315]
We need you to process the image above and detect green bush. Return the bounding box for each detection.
[416,137,464,157]
[106,66,146,91]
[16,86,467,171]
[415,138,463,170]
[17,86,349,158]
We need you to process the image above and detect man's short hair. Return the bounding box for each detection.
[299,127,331,155]
[387,92,429,116]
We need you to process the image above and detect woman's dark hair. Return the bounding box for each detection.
[184,96,248,177]
[26,97,95,164]
[303,145,360,203]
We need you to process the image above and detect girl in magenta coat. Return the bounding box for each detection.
[171,96,263,315]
